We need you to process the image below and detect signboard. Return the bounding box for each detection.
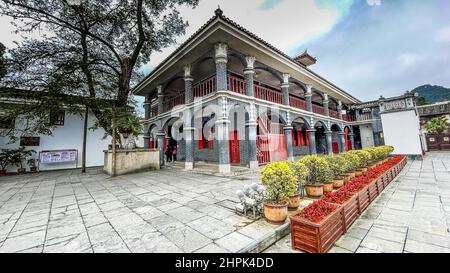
[40,149,78,164]
[20,137,40,146]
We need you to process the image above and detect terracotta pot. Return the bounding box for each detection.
[305,184,324,198]
[344,176,351,185]
[346,172,355,178]
[29,166,38,173]
[355,170,363,177]
[333,179,344,189]
[288,194,301,210]
[323,182,334,192]
[264,202,289,224]
[0,170,6,176]
[17,168,26,174]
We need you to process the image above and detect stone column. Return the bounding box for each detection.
[215,43,228,91]
[323,93,330,117]
[349,132,355,150]
[183,64,195,170]
[244,56,255,97]
[306,84,313,112]
[144,95,150,120]
[216,96,231,174]
[157,85,164,115]
[156,131,165,166]
[325,130,333,155]
[184,64,194,104]
[284,126,294,161]
[307,129,317,155]
[247,103,258,169]
[339,132,346,153]
[337,100,343,120]
[282,74,290,106]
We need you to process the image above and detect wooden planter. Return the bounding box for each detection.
[368,179,379,202]
[357,185,370,212]
[290,205,344,253]
[375,177,384,193]
[330,194,359,232]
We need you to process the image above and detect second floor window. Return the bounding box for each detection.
[50,111,65,126]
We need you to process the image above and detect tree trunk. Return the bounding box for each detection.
[81,106,88,173]
[111,103,117,177]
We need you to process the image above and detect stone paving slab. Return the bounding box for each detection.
[264,152,450,253]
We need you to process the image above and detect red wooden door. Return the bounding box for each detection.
[257,135,270,164]
[347,139,353,151]
[229,131,240,164]
[332,142,339,154]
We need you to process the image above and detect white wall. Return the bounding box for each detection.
[0,111,110,172]
[381,109,422,155]
[360,124,375,149]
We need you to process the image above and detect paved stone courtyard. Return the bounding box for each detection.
[2,152,450,253]
[265,152,450,253]
[0,165,276,253]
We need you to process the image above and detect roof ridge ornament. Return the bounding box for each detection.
[215,6,223,16]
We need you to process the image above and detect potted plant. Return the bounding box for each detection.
[9,147,35,174]
[27,158,38,173]
[0,149,12,176]
[260,162,298,224]
[286,161,309,210]
[351,150,371,173]
[341,152,360,179]
[325,155,347,189]
[299,155,332,198]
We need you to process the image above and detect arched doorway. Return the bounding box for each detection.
[256,110,287,164]
[314,121,327,154]
[291,117,310,156]
[331,124,342,154]
[163,117,184,162]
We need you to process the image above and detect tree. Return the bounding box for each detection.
[424,116,449,134]
[0,42,5,80]
[0,0,199,135]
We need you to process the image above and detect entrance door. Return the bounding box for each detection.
[427,133,450,151]
[229,131,240,164]
[332,142,339,154]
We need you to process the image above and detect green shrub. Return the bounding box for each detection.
[287,161,310,192]
[299,155,332,185]
[325,155,347,179]
[261,162,298,204]
[341,152,360,172]
[350,150,371,167]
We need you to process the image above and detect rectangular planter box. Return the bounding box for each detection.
[375,177,384,194]
[290,205,344,253]
[329,194,360,232]
[368,179,379,202]
[357,185,370,213]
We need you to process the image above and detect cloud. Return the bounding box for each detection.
[398,53,422,67]
[259,0,284,10]
[434,26,450,43]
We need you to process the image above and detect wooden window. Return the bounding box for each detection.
[20,137,40,146]
[50,111,65,126]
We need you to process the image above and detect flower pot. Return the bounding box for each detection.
[323,182,334,193]
[29,166,38,173]
[17,168,26,174]
[355,170,363,177]
[346,172,355,178]
[0,170,6,176]
[263,202,289,224]
[288,194,301,211]
[333,179,344,189]
[305,184,324,198]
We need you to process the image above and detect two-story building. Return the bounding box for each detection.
[132,8,368,174]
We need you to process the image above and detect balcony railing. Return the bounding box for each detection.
[343,114,350,122]
[164,92,185,112]
[312,104,325,115]
[228,73,245,95]
[150,104,158,118]
[329,109,340,119]
[290,96,307,111]
[254,84,283,104]
[193,75,216,98]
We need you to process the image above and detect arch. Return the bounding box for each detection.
[313,120,327,129]
[328,97,339,110]
[253,65,283,83]
[228,51,247,68]
[289,79,307,93]
[291,115,311,129]
[191,56,216,84]
[331,123,343,132]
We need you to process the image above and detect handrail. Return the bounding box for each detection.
[290,96,307,110]
[193,75,216,98]
[312,104,325,115]
[254,84,283,104]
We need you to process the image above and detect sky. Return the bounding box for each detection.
[1,0,450,104]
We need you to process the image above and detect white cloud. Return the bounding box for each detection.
[434,26,450,43]
[398,53,422,67]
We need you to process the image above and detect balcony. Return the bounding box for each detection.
[156,72,348,121]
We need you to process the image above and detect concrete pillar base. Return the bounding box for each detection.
[288,156,295,162]
[185,161,194,170]
[219,164,231,174]
[249,161,259,170]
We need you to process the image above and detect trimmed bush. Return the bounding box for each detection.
[261,162,298,204]
[287,161,310,192]
[325,155,347,179]
[299,155,332,185]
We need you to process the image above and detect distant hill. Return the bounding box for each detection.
[412,84,450,105]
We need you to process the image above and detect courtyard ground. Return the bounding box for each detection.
[264,152,450,253]
[1,152,450,253]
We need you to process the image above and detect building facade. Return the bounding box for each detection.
[133,9,361,174]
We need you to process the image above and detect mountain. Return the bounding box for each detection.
[412,84,450,105]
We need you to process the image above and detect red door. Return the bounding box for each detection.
[229,131,240,164]
[332,142,339,154]
[347,139,353,151]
